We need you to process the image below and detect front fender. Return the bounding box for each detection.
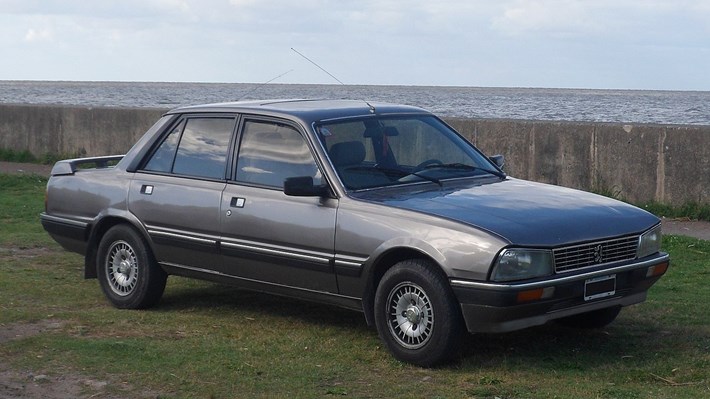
[361,236,447,278]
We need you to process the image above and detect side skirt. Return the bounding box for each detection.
[160,262,364,313]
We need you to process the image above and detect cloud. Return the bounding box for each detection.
[24,27,52,42]
[490,0,710,43]
[492,0,604,37]
[228,0,258,6]
[0,0,708,88]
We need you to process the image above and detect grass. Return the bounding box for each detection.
[641,201,710,222]
[1,173,709,398]
[591,181,710,222]
[0,148,78,165]
[0,148,37,163]
[0,174,54,247]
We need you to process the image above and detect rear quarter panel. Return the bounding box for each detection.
[46,169,132,223]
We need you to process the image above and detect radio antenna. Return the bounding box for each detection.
[237,69,294,101]
[291,47,345,85]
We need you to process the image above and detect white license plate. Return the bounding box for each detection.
[584,274,616,301]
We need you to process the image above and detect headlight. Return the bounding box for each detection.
[637,224,661,258]
[491,248,554,282]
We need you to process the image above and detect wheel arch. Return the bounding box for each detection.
[361,246,450,328]
[84,213,153,279]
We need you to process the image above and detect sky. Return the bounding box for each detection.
[1,0,709,90]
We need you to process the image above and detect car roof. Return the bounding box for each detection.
[167,99,430,124]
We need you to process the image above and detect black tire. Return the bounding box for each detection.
[556,306,621,329]
[96,224,167,309]
[374,259,464,367]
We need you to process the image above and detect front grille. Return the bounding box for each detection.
[553,235,639,273]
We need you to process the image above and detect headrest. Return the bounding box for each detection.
[329,141,366,167]
[363,126,399,138]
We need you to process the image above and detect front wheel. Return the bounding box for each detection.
[374,259,464,367]
[97,224,167,309]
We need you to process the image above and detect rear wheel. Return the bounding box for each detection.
[97,224,167,309]
[556,306,621,329]
[374,259,464,367]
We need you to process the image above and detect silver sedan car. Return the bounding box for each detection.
[41,100,669,366]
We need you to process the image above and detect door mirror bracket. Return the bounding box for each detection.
[284,176,332,197]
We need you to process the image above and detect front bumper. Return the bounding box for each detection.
[450,253,670,333]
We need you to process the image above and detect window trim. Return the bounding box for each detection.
[230,115,334,193]
[142,118,184,174]
[137,113,240,182]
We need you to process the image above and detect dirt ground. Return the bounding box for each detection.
[661,217,710,241]
[0,319,147,399]
[0,162,52,177]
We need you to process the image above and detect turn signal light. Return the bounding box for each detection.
[517,287,555,303]
[646,262,669,277]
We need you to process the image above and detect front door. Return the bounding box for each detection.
[219,118,338,293]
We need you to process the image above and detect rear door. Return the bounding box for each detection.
[219,118,339,292]
[129,115,236,271]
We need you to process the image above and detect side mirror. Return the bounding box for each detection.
[284,176,331,197]
[489,154,505,169]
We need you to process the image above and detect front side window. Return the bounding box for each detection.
[235,120,323,188]
[143,117,235,179]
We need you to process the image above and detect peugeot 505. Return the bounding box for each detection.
[41,100,669,366]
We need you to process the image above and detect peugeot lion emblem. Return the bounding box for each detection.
[593,245,604,264]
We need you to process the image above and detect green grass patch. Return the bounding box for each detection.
[591,183,710,222]
[641,201,710,222]
[0,148,81,165]
[0,148,37,163]
[0,174,52,247]
[1,174,709,398]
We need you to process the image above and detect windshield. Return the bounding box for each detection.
[316,115,503,190]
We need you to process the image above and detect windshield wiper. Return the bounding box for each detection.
[422,163,506,179]
[374,166,443,187]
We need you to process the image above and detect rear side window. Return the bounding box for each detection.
[143,121,183,173]
[143,117,235,179]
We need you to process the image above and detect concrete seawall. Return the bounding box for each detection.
[0,104,165,159]
[1,104,708,206]
[447,118,709,207]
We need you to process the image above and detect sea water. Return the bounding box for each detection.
[1,81,708,126]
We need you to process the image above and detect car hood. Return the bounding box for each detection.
[352,178,660,247]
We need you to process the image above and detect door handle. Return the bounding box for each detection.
[230,197,246,208]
